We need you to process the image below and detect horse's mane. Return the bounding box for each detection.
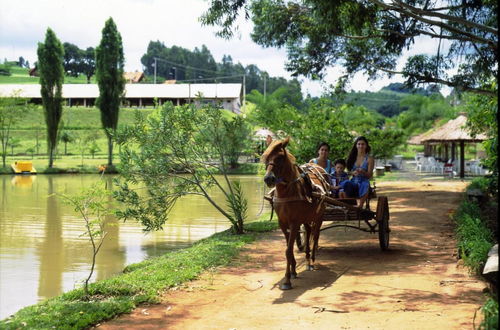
[261,138,296,164]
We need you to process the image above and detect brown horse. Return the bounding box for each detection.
[261,137,329,290]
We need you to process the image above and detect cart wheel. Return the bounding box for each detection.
[296,224,306,252]
[376,196,390,251]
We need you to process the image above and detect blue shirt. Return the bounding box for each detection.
[312,158,332,174]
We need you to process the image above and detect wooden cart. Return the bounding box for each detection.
[296,186,390,251]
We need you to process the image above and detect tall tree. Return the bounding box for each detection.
[62,42,82,77]
[95,18,125,166]
[202,0,497,96]
[82,47,96,83]
[37,28,65,168]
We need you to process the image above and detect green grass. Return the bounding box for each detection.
[0,66,97,84]
[4,106,154,161]
[0,215,278,329]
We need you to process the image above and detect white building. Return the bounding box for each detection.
[0,83,243,113]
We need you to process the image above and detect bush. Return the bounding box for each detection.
[454,182,498,330]
[454,200,494,274]
[0,64,12,76]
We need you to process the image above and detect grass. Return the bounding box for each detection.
[0,214,279,329]
[0,66,97,84]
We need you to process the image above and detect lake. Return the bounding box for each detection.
[0,174,269,319]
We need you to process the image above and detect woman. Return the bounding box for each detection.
[342,136,374,207]
[309,142,333,174]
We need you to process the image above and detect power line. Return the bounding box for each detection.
[153,56,223,75]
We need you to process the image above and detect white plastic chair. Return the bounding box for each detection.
[417,157,431,172]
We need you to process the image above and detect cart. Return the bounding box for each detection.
[296,184,390,251]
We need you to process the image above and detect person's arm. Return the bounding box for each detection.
[366,156,375,179]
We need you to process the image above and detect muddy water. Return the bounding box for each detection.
[0,174,269,319]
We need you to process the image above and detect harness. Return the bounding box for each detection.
[269,163,330,204]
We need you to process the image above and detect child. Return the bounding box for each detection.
[330,159,349,198]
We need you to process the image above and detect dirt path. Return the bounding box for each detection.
[97,180,487,330]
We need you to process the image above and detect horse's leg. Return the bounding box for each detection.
[304,223,314,271]
[281,223,298,290]
[279,220,289,243]
[311,220,323,270]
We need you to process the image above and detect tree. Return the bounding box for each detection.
[221,116,252,168]
[59,130,74,155]
[114,103,249,234]
[0,93,32,167]
[60,181,110,296]
[82,47,96,83]
[38,28,65,168]
[9,137,20,156]
[396,94,456,136]
[463,81,497,197]
[365,128,406,165]
[63,42,82,77]
[95,18,125,166]
[88,141,101,159]
[287,103,353,163]
[202,0,497,96]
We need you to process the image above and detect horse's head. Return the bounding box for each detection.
[260,137,295,188]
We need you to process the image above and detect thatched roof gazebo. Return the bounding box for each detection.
[420,114,487,178]
[407,130,435,145]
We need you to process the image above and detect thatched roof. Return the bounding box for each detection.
[123,71,144,83]
[420,114,487,143]
[407,130,435,145]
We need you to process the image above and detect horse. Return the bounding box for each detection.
[261,137,330,290]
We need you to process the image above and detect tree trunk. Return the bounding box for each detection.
[49,147,54,168]
[107,135,113,166]
[64,142,67,155]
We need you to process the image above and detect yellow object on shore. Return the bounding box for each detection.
[11,161,37,174]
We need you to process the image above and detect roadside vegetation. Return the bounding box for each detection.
[0,216,278,330]
[454,178,498,329]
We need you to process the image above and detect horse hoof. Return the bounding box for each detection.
[291,273,297,279]
[280,283,292,290]
[307,265,314,271]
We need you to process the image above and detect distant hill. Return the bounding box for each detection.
[341,83,443,117]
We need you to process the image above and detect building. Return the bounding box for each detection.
[0,83,243,113]
[123,71,145,83]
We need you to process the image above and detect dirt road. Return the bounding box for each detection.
[98,180,487,330]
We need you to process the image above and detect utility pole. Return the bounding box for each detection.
[153,58,157,84]
[242,74,246,113]
[263,74,267,101]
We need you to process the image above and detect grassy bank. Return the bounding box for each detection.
[453,177,497,329]
[1,215,279,329]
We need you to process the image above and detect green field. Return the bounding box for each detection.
[0,65,97,84]
[1,105,157,172]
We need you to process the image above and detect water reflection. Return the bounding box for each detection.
[37,176,63,299]
[0,174,269,319]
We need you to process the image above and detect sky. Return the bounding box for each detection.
[0,0,445,97]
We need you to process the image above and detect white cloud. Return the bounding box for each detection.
[0,0,447,96]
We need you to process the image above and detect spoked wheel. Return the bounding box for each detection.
[376,196,390,251]
[296,224,306,252]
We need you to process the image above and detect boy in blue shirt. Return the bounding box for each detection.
[331,159,349,198]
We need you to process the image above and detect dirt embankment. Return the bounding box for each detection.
[98,180,487,330]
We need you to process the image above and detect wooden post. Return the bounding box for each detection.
[460,140,465,178]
